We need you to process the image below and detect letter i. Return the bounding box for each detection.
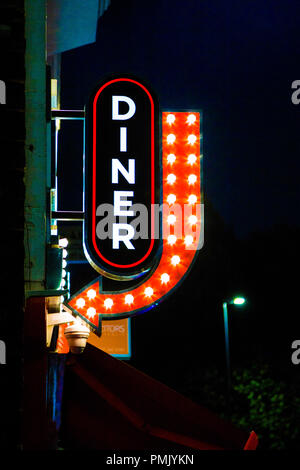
[120,127,127,152]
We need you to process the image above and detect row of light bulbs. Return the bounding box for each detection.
[166,173,197,185]
[71,112,200,317]
[59,238,69,289]
[167,153,197,165]
[76,264,175,313]
[166,113,197,125]
[166,133,197,145]
[165,114,198,250]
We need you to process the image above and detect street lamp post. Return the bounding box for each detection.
[222,297,246,418]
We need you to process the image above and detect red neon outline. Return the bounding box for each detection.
[92,78,155,269]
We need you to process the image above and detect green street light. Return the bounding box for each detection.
[232,297,246,306]
[222,296,247,417]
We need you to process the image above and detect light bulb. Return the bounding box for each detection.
[187,114,196,125]
[167,174,176,184]
[167,235,177,245]
[188,174,197,185]
[167,214,176,225]
[188,154,197,165]
[59,238,68,248]
[167,194,176,205]
[188,215,197,225]
[167,114,175,124]
[188,194,197,204]
[167,154,176,164]
[87,289,96,300]
[86,307,96,318]
[104,298,113,309]
[171,255,180,266]
[125,294,134,305]
[185,235,194,246]
[161,273,170,284]
[188,134,197,145]
[76,298,85,308]
[145,287,154,297]
[167,134,176,144]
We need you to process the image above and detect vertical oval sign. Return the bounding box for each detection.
[84,76,160,280]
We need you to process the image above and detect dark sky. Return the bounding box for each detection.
[61,0,300,238]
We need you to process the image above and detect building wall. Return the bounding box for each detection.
[0,0,26,450]
[0,0,48,449]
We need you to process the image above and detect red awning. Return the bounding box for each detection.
[60,344,258,450]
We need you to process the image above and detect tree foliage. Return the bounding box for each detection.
[231,363,300,450]
[179,362,300,450]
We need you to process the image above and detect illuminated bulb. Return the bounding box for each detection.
[188,154,197,165]
[62,259,67,269]
[167,174,176,185]
[189,215,198,225]
[76,298,85,308]
[188,174,197,185]
[188,194,197,204]
[62,249,68,258]
[167,194,176,205]
[167,134,176,144]
[125,294,134,305]
[188,134,197,145]
[185,235,194,246]
[104,298,113,310]
[161,273,170,284]
[59,238,68,248]
[187,114,196,125]
[167,214,176,225]
[167,234,177,245]
[145,287,154,297]
[61,279,66,287]
[87,289,96,300]
[233,297,246,305]
[86,307,96,319]
[167,114,175,124]
[167,153,176,164]
[62,269,67,278]
[171,255,180,266]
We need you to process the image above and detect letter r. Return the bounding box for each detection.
[113,224,135,250]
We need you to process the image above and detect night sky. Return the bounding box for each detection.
[60,0,300,239]
[58,1,300,449]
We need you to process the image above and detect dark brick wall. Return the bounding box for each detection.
[0,0,25,450]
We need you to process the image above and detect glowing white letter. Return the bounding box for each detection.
[112,159,135,184]
[112,96,136,120]
[113,224,135,249]
[114,191,134,217]
[120,127,127,152]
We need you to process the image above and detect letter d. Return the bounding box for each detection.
[112,96,136,120]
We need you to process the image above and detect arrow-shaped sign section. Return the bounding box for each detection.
[64,112,203,334]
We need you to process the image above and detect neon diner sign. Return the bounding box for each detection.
[65,75,203,333]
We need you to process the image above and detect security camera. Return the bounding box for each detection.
[64,322,90,354]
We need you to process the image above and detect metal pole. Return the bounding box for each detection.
[223,301,231,418]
